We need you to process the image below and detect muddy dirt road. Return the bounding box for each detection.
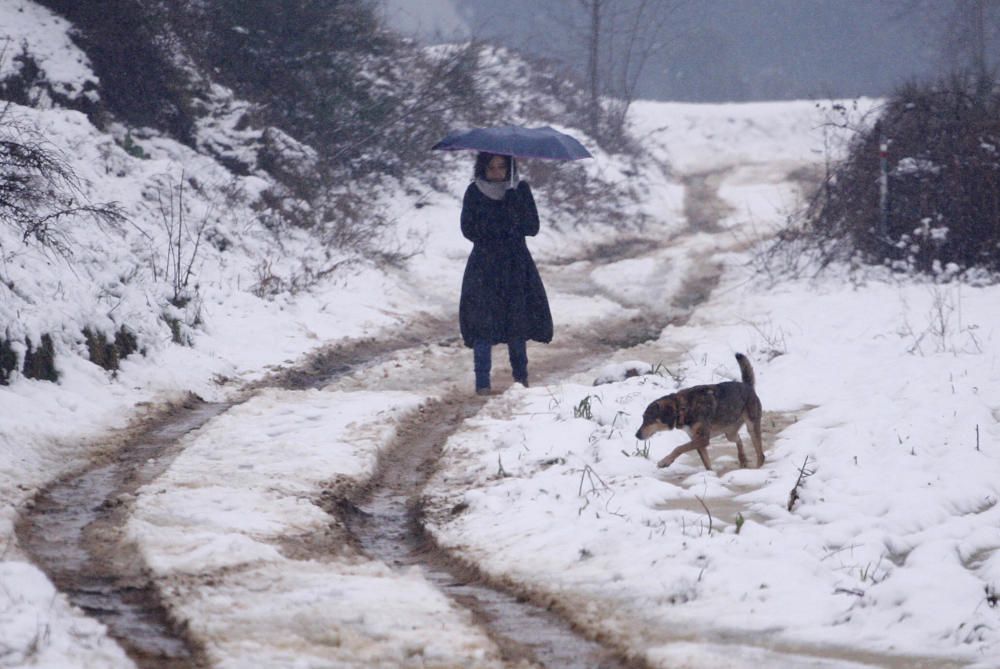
[16,165,768,668]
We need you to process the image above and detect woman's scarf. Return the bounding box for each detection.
[474,158,519,200]
[474,178,508,200]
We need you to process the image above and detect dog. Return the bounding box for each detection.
[634,353,764,471]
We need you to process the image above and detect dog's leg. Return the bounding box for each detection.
[696,446,712,470]
[656,441,698,468]
[657,424,711,469]
[751,418,765,467]
[747,395,765,467]
[726,430,748,468]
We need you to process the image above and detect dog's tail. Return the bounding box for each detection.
[735,353,755,388]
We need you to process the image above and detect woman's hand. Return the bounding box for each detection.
[503,180,530,202]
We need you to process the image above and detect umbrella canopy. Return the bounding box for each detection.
[431,125,592,161]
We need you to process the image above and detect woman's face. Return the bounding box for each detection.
[485,155,508,182]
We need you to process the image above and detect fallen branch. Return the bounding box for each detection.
[787,455,815,512]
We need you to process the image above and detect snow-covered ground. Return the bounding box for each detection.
[425,262,1000,669]
[4,3,1000,667]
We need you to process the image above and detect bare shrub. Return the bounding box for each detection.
[0,109,124,256]
[0,336,17,385]
[897,285,983,355]
[250,257,284,299]
[82,325,139,372]
[149,173,209,307]
[771,73,1000,278]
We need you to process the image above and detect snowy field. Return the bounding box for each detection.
[425,266,1000,669]
[4,2,1000,667]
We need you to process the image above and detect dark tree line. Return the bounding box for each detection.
[763,2,1000,277]
[35,0,201,141]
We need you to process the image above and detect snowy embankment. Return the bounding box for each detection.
[0,5,428,663]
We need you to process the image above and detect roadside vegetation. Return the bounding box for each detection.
[770,71,1000,281]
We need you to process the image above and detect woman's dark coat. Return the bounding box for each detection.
[459,180,553,348]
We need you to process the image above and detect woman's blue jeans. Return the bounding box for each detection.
[474,339,527,390]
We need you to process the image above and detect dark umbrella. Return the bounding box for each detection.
[431,125,592,161]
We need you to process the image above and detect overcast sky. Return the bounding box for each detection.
[380,0,469,41]
[379,0,961,102]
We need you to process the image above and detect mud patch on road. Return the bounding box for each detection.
[651,409,815,530]
[251,314,455,391]
[683,171,734,234]
[16,324,461,669]
[545,236,662,267]
[16,394,227,668]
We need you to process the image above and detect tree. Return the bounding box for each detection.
[183,0,481,177]
[555,0,684,143]
[896,0,1000,82]
[35,0,201,142]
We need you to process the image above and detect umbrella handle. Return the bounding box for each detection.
[510,156,516,188]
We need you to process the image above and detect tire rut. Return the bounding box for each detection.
[16,395,227,669]
[338,389,657,669]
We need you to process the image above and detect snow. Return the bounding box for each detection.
[3,3,1000,667]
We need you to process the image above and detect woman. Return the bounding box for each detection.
[459,152,553,395]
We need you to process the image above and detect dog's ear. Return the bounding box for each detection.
[675,398,687,427]
[659,399,677,429]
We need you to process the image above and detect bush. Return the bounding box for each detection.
[23,334,58,382]
[183,1,482,179]
[0,337,16,385]
[83,325,138,372]
[798,72,1000,276]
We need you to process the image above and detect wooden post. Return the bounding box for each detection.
[877,121,889,243]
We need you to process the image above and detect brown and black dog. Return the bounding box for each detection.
[635,353,764,471]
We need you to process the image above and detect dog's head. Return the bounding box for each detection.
[635,395,681,440]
